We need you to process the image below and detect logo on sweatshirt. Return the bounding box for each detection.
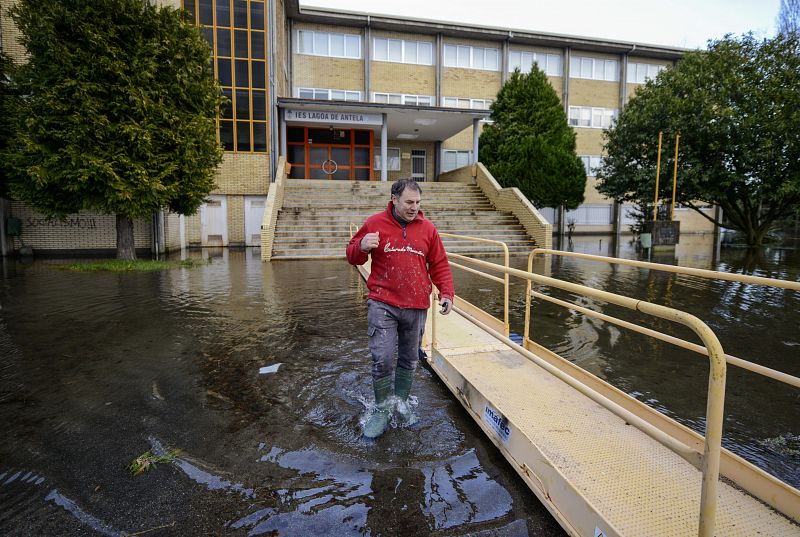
[384,242,424,256]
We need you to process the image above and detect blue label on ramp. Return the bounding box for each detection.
[483,404,511,444]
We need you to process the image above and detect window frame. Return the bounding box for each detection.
[441,149,473,172]
[374,147,402,171]
[568,106,618,129]
[372,92,434,106]
[373,37,434,65]
[508,50,563,76]
[298,87,362,102]
[443,44,500,71]
[569,55,619,81]
[297,29,362,59]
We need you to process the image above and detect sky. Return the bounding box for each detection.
[302,0,780,50]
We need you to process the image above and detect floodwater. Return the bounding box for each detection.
[0,232,798,536]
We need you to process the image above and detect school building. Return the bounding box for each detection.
[0,0,716,256]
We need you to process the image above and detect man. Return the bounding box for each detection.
[347,178,454,438]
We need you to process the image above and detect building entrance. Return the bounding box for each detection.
[286,126,374,180]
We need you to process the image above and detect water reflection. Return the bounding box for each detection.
[0,253,558,536]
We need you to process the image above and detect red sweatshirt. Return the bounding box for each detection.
[347,202,454,309]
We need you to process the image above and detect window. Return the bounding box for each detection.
[184,0,268,153]
[373,38,434,65]
[443,44,500,70]
[569,56,619,81]
[298,30,361,59]
[298,87,361,101]
[579,155,604,176]
[508,51,562,76]
[443,97,493,109]
[565,204,614,225]
[373,93,433,106]
[627,62,666,84]
[568,106,617,128]
[442,150,472,171]
[374,148,401,171]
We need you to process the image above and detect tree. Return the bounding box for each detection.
[778,0,800,35]
[0,52,14,199]
[597,34,800,246]
[479,66,586,210]
[3,0,224,259]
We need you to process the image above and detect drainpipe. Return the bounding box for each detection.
[0,198,8,257]
[381,113,388,181]
[364,20,370,99]
[562,47,570,115]
[436,33,443,106]
[502,35,510,84]
[279,110,287,159]
[268,0,278,182]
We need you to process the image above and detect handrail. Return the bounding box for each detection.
[431,253,727,537]
[527,249,800,389]
[531,248,800,291]
[439,233,510,336]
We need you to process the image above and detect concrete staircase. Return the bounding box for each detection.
[270,180,537,259]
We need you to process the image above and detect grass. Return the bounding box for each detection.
[57,259,209,272]
[129,449,182,476]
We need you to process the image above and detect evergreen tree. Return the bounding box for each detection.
[3,0,224,259]
[598,34,800,247]
[480,66,585,210]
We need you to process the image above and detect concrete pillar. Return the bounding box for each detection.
[381,113,388,181]
[472,118,480,164]
[501,38,509,84]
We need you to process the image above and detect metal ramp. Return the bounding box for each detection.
[353,242,800,537]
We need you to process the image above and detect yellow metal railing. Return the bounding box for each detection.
[439,232,510,337]
[527,249,800,389]
[426,235,753,537]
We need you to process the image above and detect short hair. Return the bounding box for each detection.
[391,178,422,198]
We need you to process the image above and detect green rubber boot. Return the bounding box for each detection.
[363,375,393,438]
[394,366,415,401]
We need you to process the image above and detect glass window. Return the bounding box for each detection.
[444,44,456,66]
[473,49,485,69]
[217,58,232,86]
[580,108,591,126]
[419,42,433,65]
[251,61,265,88]
[287,127,305,143]
[253,123,267,152]
[234,29,248,58]
[330,33,345,57]
[457,45,470,68]
[405,41,417,63]
[299,30,313,54]
[234,59,248,87]
[354,130,370,145]
[287,144,305,164]
[202,28,213,47]
[184,0,196,23]
[220,88,233,119]
[198,0,213,25]
[233,0,247,28]
[345,91,360,101]
[373,93,387,104]
[374,148,401,170]
[547,54,561,75]
[313,88,328,99]
[388,39,402,62]
[250,1,265,30]
[509,51,521,71]
[314,32,328,55]
[354,147,370,166]
[219,121,234,150]
[374,38,388,61]
[604,60,617,81]
[330,90,344,100]
[236,121,250,151]
[252,90,266,120]
[388,94,402,104]
[251,32,264,59]
[235,89,249,120]
[215,0,230,26]
[298,88,314,99]
[581,58,592,78]
[485,49,499,70]
[345,35,360,58]
[216,28,231,56]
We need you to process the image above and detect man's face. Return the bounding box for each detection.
[392,188,421,223]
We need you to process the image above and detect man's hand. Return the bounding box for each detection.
[360,231,380,252]
[439,297,453,315]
